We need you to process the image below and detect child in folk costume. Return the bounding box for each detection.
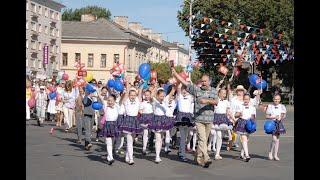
[175,84,194,161]
[35,86,48,126]
[99,94,120,165]
[211,88,234,160]
[47,86,57,122]
[139,89,154,155]
[149,88,174,163]
[234,94,256,162]
[115,92,126,155]
[118,87,142,165]
[266,94,286,161]
[55,81,65,127]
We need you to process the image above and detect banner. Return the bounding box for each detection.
[43,44,48,64]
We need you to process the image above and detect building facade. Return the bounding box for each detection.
[60,15,188,83]
[26,0,64,79]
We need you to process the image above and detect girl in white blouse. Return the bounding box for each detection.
[234,94,256,162]
[265,94,286,161]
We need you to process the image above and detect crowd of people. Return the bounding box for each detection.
[26,68,287,168]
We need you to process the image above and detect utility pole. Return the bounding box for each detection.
[188,0,193,80]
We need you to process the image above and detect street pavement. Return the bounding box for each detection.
[26,108,294,180]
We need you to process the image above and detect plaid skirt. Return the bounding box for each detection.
[213,113,232,126]
[99,121,120,137]
[116,114,125,128]
[234,118,248,134]
[139,113,153,125]
[118,115,143,134]
[149,115,174,131]
[175,112,194,127]
[273,120,286,135]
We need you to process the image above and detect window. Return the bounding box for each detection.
[88,53,94,67]
[45,26,48,34]
[31,3,36,13]
[26,21,28,29]
[38,24,42,32]
[31,40,36,50]
[50,28,54,36]
[114,54,119,63]
[38,60,42,69]
[31,22,36,31]
[56,12,59,20]
[56,46,59,53]
[100,54,106,68]
[38,6,42,14]
[50,45,53,53]
[75,53,81,63]
[62,53,68,66]
[38,42,41,51]
[26,39,29,49]
[56,29,59,37]
[31,59,36,68]
[45,8,48,17]
[50,10,54,19]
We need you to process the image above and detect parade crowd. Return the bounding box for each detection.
[26,67,286,168]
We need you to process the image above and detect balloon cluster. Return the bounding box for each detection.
[137,63,154,90]
[111,64,125,81]
[248,74,267,90]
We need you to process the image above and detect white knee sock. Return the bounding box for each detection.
[155,132,162,159]
[274,137,280,158]
[269,135,276,155]
[209,129,217,150]
[126,133,133,161]
[116,135,124,150]
[179,126,187,156]
[242,135,249,157]
[216,130,222,156]
[106,137,113,161]
[165,130,171,151]
[192,130,197,151]
[143,129,148,151]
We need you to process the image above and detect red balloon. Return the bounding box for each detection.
[28,98,36,108]
[62,73,69,80]
[151,70,157,79]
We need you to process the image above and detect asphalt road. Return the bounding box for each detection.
[26,108,294,180]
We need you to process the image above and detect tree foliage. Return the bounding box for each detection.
[62,6,112,21]
[150,62,184,83]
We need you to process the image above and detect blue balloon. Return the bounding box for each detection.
[264,120,276,134]
[245,119,256,134]
[139,81,149,90]
[92,101,103,110]
[139,63,151,79]
[163,83,170,94]
[254,79,267,90]
[248,74,259,86]
[49,92,56,100]
[107,79,115,88]
[143,73,151,81]
[85,84,96,93]
[114,80,124,92]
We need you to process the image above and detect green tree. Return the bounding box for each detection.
[150,62,184,83]
[62,6,112,21]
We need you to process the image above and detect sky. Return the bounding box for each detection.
[58,0,189,49]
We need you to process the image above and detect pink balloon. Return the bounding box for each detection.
[28,98,36,108]
[62,73,69,80]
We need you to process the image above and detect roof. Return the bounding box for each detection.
[162,40,189,54]
[31,0,65,11]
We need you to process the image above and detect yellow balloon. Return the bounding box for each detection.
[84,72,93,82]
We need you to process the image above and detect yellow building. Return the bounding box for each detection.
[60,15,188,83]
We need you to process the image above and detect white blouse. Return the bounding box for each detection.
[235,104,256,120]
[214,99,230,114]
[105,106,119,122]
[177,94,193,113]
[266,104,286,118]
[124,97,140,116]
[165,96,177,117]
[140,100,154,114]
[153,97,166,116]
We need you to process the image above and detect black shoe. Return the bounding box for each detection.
[245,156,251,162]
[37,120,40,126]
[108,159,115,165]
[76,140,82,144]
[85,143,92,151]
[203,161,211,168]
[178,155,188,162]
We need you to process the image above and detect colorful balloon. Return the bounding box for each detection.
[107,79,116,89]
[139,63,151,79]
[84,72,93,82]
[62,73,69,80]
[264,120,276,134]
[92,102,103,110]
[113,80,124,92]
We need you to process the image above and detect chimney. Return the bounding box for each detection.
[151,33,162,43]
[142,28,153,39]
[81,14,97,22]
[128,22,143,35]
[177,43,184,48]
[114,16,128,29]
